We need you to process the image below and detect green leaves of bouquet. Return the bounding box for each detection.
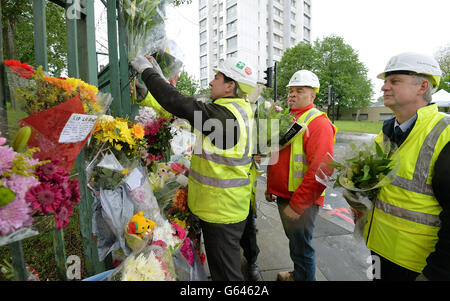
[331,139,398,200]
[255,100,294,151]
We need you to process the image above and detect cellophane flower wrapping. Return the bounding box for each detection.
[86,114,147,191]
[254,98,303,154]
[122,0,168,62]
[315,138,399,240]
[110,240,177,281]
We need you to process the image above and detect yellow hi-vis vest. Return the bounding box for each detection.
[188,98,254,224]
[288,108,336,193]
[364,104,450,272]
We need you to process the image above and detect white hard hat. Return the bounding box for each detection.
[377,52,442,88]
[287,70,320,93]
[214,58,257,97]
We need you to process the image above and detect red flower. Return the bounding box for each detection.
[2,59,35,79]
[25,183,63,215]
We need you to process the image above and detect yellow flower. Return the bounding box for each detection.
[114,143,123,151]
[122,168,130,175]
[132,124,145,139]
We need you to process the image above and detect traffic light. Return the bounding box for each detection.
[264,67,273,88]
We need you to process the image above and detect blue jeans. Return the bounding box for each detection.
[277,197,319,281]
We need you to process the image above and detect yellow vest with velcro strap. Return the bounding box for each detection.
[288,108,336,193]
[188,98,254,224]
[363,104,450,273]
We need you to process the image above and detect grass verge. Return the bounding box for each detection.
[334,120,383,134]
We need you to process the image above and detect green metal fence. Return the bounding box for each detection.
[0,0,133,280]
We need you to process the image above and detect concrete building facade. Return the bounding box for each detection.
[198,0,312,89]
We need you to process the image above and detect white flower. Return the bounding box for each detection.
[98,114,115,124]
[153,220,182,249]
[122,252,166,281]
[135,107,157,126]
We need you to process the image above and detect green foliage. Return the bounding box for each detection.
[176,70,199,96]
[331,140,397,200]
[1,0,67,76]
[276,35,373,111]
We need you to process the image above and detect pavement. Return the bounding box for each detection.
[202,132,376,281]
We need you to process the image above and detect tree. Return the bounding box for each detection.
[435,44,450,93]
[176,70,199,96]
[276,35,373,118]
[276,41,317,101]
[1,0,66,76]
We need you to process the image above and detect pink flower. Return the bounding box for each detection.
[0,145,16,174]
[3,174,40,201]
[54,203,74,230]
[275,105,283,112]
[145,120,162,136]
[171,221,186,240]
[180,238,195,266]
[0,198,33,236]
[170,163,186,174]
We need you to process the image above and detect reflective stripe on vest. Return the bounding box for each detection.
[189,169,251,188]
[374,197,441,227]
[390,116,450,196]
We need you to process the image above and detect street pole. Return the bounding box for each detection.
[274,62,277,102]
[332,87,336,124]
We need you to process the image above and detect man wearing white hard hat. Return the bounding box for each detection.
[265,70,336,281]
[344,52,450,280]
[132,56,256,281]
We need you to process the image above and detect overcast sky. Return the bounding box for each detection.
[98,0,450,100]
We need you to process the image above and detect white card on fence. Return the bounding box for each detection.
[59,113,98,143]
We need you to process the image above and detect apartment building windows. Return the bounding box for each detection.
[304,1,311,15]
[274,33,283,44]
[200,31,207,42]
[198,0,311,88]
[200,43,207,54]
[227,51,238,58]
[304,14,311,28]
[304,27,310,42]
[227,19,237,34]
[227,4,237,21]
[227,35,237,52]
[274,7,282,17]
[200,55,207,67]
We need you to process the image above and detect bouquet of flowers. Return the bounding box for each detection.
[316,138,399,240]
[122,0,167,62]
[255,98,303,154]
[134,107,177,170]
[2,60,111,171]
[0,133,42,240]
[25,159,81,230]
[0,131,81,247]
[122,0,185,102]
[86,115,147,191]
